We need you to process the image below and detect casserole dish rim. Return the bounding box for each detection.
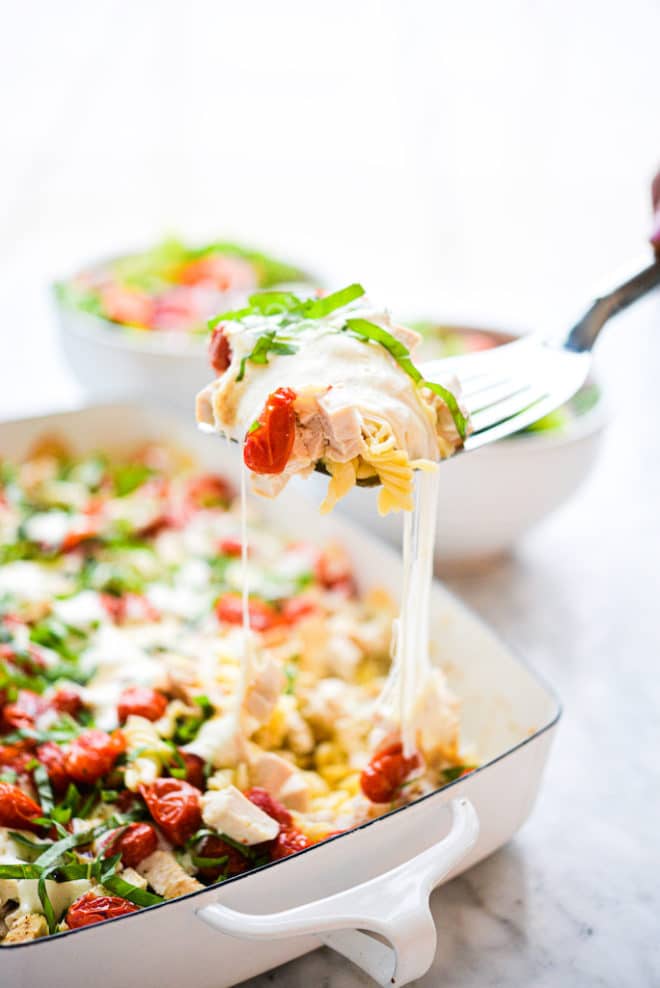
[0,400,562,951]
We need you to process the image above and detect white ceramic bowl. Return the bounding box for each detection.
[315,397,606,569]
[54,302,213,416]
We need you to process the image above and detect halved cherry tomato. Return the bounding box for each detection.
[246,786,291,828]
[314,545,356,596]
[1,689,44,730]
[243,388,297,475]
[50,689,84,718]
[61,524,98,552]
[360,742,421,804]
[208,327,232,374]
[0,782,43,833]
[100,284,154,329]
[100,593,159,625]
[270,827,312,860]
[215,593,282,632]
[140,777,201,846]
[37,741,70,793]
[117,686,168,724]
[177,254,255,292]
[281,595,318,625]
[194,834,249,880]
[0,741,35,774]
[102,821,158,868]
[186,473,231,510]
[64,729,125,785]
[66,893,138,929]
[218,537,243,557]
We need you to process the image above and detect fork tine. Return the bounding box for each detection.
[461,345,592,449]
[468,385,548,433]
[465,380,534,415]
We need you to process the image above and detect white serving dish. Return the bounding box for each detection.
[0,403,561,988]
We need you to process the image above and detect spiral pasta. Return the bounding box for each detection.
[123,714,171,791]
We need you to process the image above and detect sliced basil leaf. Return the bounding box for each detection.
[8,831,50,858]
[304,283,365,319]
[344,318,422,382]
[38,874,57,934]
[34,820,110,872]
[0,863,43,879]
[191,853,229,869]
[344,318,467,439]
[421,380,467,440]
[33,763,54,814]
[102,873,164,906]
[236,332,297,382]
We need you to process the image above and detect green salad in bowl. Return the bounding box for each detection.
[413,322,601,437]
[55,239,312,336]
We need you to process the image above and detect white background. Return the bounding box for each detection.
[0,0,658,417]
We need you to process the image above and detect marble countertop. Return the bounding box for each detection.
[238,298,660,986]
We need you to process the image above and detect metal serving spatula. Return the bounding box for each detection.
[418,253,660,455]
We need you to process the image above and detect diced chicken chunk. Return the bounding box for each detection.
[249,750,310,812]
[200,785,279,845]
[136,851,203,899]
[3,912,48,943]
[243,657,285,726]
[316,389,365,461]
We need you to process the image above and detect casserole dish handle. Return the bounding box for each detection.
[197,797,478,987]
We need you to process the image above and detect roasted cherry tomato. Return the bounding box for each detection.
[0,782,43,833]
[140,777,202,846]
[243,388,297,475]
[174,749,206,790]
[217,537,243,557]
[194,834,249,880]
[360,742,420,804]
[281,595,318,625]
[215,593,282,632]
[117,686,168,724]
[1,690,44,730]
[100,284,154,329]
[246,786,291,828]
[102,822,158,868]
[50,689,84,718]
[208,327,232,374]
[37,741,70,793]
[270,827,312,860]
[100,593,159,625]
[314,546,356,596]
[64,729,125,785]
[0,741,35,776]
[178,254,255,292]
[186,473,231,510]
[60,524,98,552]
[66,893,138,929]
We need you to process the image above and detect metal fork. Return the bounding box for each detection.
[417,254,660,455]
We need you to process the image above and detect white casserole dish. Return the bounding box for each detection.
[0,403,561,988]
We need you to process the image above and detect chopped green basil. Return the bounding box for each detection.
[344,318,467,439]
[33,763,55,814]
[102,873,164,907]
